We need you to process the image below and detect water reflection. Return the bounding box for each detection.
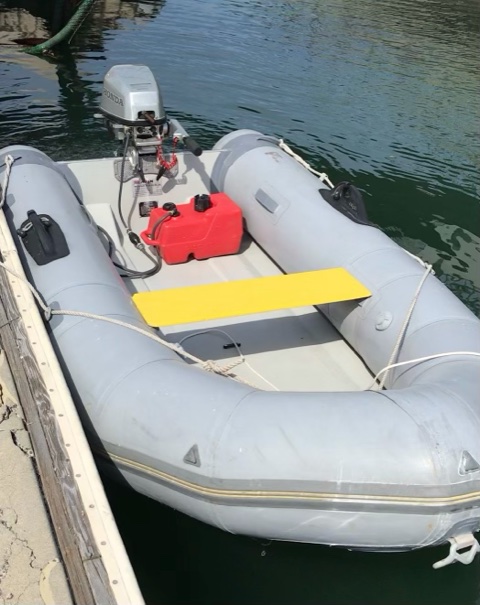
[0,0,165,154]
[0,4,47,44]
[0,0,163,33]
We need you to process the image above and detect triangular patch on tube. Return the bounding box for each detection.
[183,444,201,467]
[459,450,480,474]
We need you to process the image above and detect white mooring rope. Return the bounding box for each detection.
[368,260,480,390]
[375,262,433,390]
[3,256,478,395]
[0,259,262,389]
[0,154,15,209]
[277,139,335,188]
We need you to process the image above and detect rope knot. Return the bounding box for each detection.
[201,359,222,373]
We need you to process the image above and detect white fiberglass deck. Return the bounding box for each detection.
[63,153,373,393]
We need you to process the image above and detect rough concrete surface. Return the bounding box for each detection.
[0,349,73,605]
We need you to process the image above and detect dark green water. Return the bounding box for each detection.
[1,0,479,603]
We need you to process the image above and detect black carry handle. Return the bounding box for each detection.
[17,210,70,265]
[183,136,203,157]
[28,211,55,256]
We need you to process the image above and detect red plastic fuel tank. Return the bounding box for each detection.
[140,193,243,264]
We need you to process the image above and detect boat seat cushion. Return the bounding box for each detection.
[133,268,371,327]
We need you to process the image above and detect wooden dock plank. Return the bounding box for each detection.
[0,260,116,605]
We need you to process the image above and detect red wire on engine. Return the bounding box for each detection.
[156,136,178,171]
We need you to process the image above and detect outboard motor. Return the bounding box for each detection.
[98,64,202,183]
[100,64,168,138]
[96,65,205,257]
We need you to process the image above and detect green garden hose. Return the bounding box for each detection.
[23,0,96,56]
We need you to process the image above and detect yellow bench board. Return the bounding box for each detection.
[133,268,370,327]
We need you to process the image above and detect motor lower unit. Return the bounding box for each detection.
[140,193,243,264]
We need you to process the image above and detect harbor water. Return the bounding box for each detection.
[1,0,479,602]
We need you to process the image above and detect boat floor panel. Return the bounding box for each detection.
[65,157,373,392]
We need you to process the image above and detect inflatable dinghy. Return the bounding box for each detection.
[1,65,480,568]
